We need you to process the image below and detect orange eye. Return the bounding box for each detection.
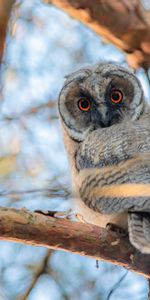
[111,90,123,104]
[78,98,91,111]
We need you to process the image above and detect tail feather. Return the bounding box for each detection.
[128,212,150,254]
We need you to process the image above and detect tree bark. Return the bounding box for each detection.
[49,0,150,69]
[0,0,15,63]
[0,206,149,278]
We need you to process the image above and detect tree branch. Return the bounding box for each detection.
[0,206,149,278]
[49,0,150,69]
[0,0,15,63]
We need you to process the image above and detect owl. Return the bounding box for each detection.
[58,62,150,254]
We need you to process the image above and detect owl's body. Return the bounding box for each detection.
[58,62,150,254]
[62,124,128,229]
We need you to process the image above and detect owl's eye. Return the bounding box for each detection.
[110,90,123,104]
[78,98,91,111]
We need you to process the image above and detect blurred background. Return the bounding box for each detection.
[0,0,150,299]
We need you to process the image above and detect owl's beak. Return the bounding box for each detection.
[92,110,111,128]
[99,110,111,127]
[101,115,111,127]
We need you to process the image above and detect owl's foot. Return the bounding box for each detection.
[106,222,127,237]
[35,209,73,220]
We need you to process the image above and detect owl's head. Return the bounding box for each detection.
[58,63,144,142]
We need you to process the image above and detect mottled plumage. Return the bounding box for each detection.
[58,62,150,253]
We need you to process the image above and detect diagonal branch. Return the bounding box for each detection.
[49,0,150,69]
[0,206,149,278]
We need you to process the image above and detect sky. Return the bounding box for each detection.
[0,0,149,299]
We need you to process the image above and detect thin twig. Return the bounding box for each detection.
[19,249,52,300]
[0,187,71,199]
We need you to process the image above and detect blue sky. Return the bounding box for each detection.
[0,0,149,299]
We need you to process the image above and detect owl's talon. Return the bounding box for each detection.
[35,209,56,217]
[55,209,74,219]
[35,209,73,219]
[106,222,127,237]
